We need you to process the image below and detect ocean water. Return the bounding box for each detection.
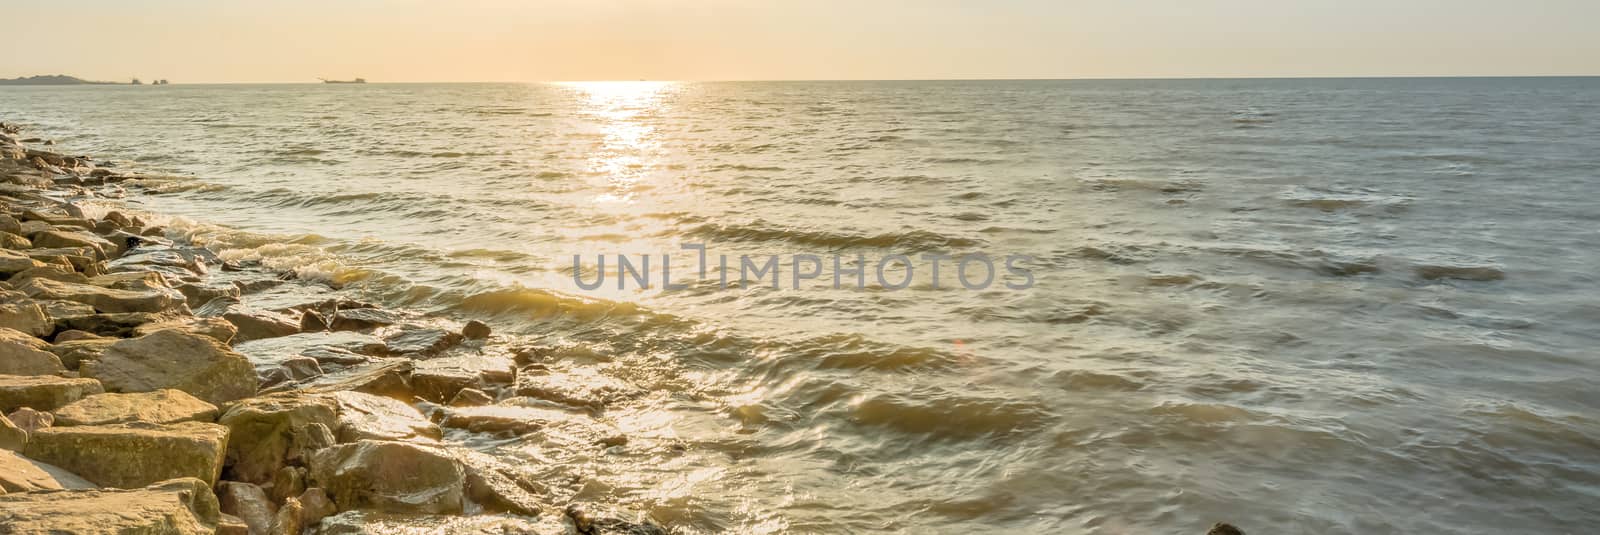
[4,78,1600,533]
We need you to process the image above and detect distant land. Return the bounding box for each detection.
[0,74,169,85]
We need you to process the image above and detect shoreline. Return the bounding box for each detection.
[0,120,667,534]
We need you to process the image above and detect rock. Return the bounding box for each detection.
[80,330,257,406]
[131,316,238,344]
[219,514,253,535]
[30,229,117,260]
[448,387,494,407]
[513,368,639,412]
[1207,523,1246,535]
[441,404,570,436]
[0,214,20,235]
[108,247,209,278]
[298,487,338,527]
[88,270,172,292]
[0,448,96,492]
[51,389,219,426]
[6,407,53,433]
[198,297,301,342]
[300,309,329,332]
[0,249,47,277]
[270,465,308,504]
[8,265,90,285]
[0,302,50,338]
[462,320,492,339]
[312,511,568,535]
[50,328,101,342]
[218,481,278,535]
[0,413,24,451]
[330,390,440,442]
[0,327,66,376]
[23,421,230,487]
[307,440,465,514]
[329,307,405,331]
[282,356,325,380]
[411,354,515,404]
[37,298,95,319]
[217,393,340,485]
[177,281,241,307]
[566,503,668,535]
[53,310,184,338]
[272,497,305,535]
[0,374,103,412]
[103,210,133,227]
[381,328,463,357]
[452,448,546,516]
[16,276,183,313]
[302,358,413,399]
[46,337,115,369]
[0,230,29,249]
[0,477,221,534]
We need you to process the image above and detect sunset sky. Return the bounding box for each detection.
[6,0,1598,83]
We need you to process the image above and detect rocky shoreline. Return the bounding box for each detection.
[0,121,666,534]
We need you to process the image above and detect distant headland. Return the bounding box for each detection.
[0,75,168,85]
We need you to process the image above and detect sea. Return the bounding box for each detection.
[4,78,1599,533]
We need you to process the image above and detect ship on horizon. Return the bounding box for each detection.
[320,77,366,84]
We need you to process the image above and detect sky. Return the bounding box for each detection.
[4,0,1598,83]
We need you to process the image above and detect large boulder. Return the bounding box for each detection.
[0,327,66,376]
[51,389,219,426]
[0,301,51,337]
[16,276,183,313]
[330,390,440,442]
[0,477,221,534]
[217,393,340,485]
[0,374,103,412]
[197,297,300,342]
[307,440,465,514]
[0,448,96,492]
[23,421,230,487]
[0,249,48,277]
[27,229,117,260]
[80,330,257,406]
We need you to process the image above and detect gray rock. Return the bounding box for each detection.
[297,487,338,528]
[462,320,492,339]
[80,330,257,406]
[0,477,221,534]
[23,421,230,487]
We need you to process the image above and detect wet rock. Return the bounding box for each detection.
[330,390,440,442]
[0,448,96,492]
[0,477,221,534]
[302,358,413,399]
[452,448,547,516]
[17,276,183,313]
[0,374,104,412]
[7,407,53,433]
[566,503,667,535]
[313,511,568,535]
[23,421,230,487]
[282,356,325,380]
[329,307,405,331]
[462,320,492,339]
[108,247,209,279]
[411,355,513,403]
[449,387,494,407]
[131,316,239,343]
[381,328,463,357]
[297,487,338,527]
[512,368,639,412]
[217,392,341,485]
[219,481,278,535]
[441,404,570,436]
[197,297,301,342]
[0,413,24,450]
[80,329,257,406]
[301,309,329,332]
[0,301,50,337]
[51,389,219,426]
[176,280,241,307]
[307,440,466,514]
[1207,523,1246,535]
[0,327,66,375]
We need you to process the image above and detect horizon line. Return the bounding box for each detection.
[7,74,1600,85]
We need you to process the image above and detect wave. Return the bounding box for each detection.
[683,221,982,252]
